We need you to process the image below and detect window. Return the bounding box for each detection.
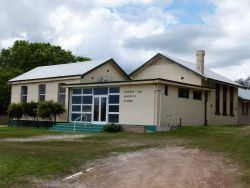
[83,88,92,94]
[72,96,82,104]
[82,96,92,104]
[38,84,46,101]
[94,87,108,95]
[165,85,168,96]
[58,83,66,106]
[108,88,120,123]
[230,87,234,116]
[193,91,202,100]
[108,114,119,123]
[71,87,120,123]
[109,105,119,112]
[71,113,81,121]
[109,87,120,93]
[72,105,81,112]
[242,103,249,116]
[82,105,92,112]
[247,104,249,116]
[109,95,119,104]
[21,86,28,103]
[223,85,227,115]
[178,88,189,98]
[215,83,220,115]
[72,89,82,95]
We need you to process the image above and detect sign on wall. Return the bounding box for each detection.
[123,90,142,103]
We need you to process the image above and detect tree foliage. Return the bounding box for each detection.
[236,77,250,89]
[22,101,38,121]
[7,103,23,119]
[0,40,90,115]
[37,100,65,122]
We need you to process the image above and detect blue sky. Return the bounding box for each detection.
[165,0,215,24]
[0,0,249,79]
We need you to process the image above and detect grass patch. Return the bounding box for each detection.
[1,126,250,187]
[0,127,73,139]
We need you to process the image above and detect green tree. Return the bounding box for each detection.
[37,101,65,122]
[236,77,250,89]
[22,101,38,121]
[7,103,23,120]
[0,40,90,115]
[51,102,65,122]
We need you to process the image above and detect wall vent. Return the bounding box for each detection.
[101,76,110,82]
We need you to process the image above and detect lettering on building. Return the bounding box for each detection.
[123,90,142,103]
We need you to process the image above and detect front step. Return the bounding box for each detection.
[49,122,104,133]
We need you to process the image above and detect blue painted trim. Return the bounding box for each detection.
[144,125,157,132]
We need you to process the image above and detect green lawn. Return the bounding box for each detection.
[1,126,250,187]
[0,127,72,138]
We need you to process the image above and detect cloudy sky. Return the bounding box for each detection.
[0,0,250,79]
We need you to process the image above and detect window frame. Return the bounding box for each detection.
[164,85,168,96]
[70,87,120,123]
[58,83,66,106]
[178,88,189,99]
[215,83,220,115]
[193,90,202,101]
[222,85,228,116]
[242,103,249,116]
[38,84,46,102]
[229,86,234,116]
[21,86,28,103]
[71,88,93,122]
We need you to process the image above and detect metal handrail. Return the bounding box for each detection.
[73,114,87,133]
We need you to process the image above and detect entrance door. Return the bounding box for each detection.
[93,96,107,123]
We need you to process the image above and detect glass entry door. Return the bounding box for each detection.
[93,96,107,123]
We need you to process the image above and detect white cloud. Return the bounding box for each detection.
[212,59,250,81]
[45,3,176,72]
[0,0,249,78]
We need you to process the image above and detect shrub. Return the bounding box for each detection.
[37,100,65,122]
[7,103,23,119]
[103,124,122,133]
[51,102,65,122]
[22,101,38,120]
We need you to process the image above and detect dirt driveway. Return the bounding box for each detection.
[41,147,240,188]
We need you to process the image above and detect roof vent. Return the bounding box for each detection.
[196,50,205,75]
[101,76,110,82]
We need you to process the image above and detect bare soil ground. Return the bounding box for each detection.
[39,147,240,188]
[0,134,88,142]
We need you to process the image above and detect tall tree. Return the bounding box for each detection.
[236,77,250,89]
[0,40,90,115]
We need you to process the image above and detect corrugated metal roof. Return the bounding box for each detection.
[9,53,244,88]
[239,88,250,101]
[10,58,111,82]
[160,53,242,87]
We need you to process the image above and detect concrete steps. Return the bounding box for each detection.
[49,122,104,133]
